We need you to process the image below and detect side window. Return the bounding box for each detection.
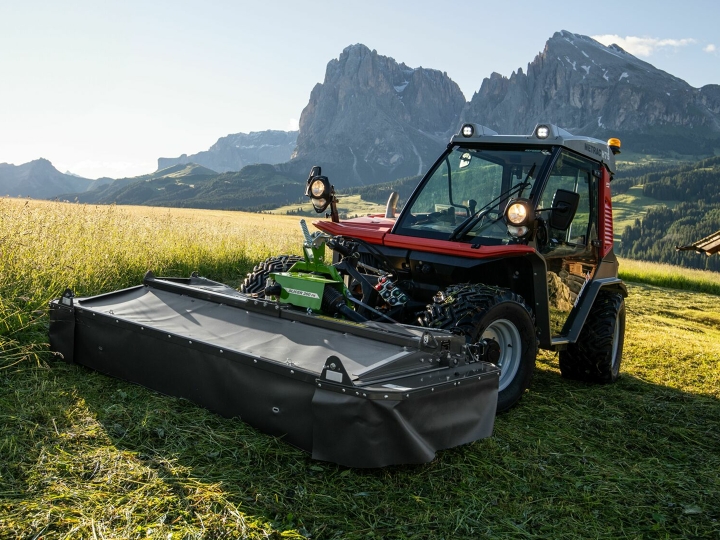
[538,152,596,256]
[539,151,598,338]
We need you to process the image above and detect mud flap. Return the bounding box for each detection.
[311,376,498,467]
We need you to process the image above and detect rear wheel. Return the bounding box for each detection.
[559,291,625,383]
[420,284,538,413]
[240,255,302,297]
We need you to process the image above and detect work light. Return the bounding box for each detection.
[306,174,332,213]
[535,125,550,139]
[506,201,530,225]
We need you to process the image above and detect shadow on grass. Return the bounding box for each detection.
[4,354,718,540]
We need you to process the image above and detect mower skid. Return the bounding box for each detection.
[49,274,499,467]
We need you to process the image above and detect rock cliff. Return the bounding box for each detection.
[462,31,720,153]
[291,44,466,186]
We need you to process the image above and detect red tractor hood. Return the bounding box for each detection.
[313,215,535,259]
[313,214,394,243]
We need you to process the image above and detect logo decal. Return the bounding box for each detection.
[287,288,320,299]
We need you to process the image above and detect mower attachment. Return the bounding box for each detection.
[49,273,499,467]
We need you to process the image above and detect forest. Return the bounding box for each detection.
[615,156,720,270]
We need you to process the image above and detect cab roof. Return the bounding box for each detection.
[452,123,618,174]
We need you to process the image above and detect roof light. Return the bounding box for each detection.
[536,125,550,139]
[461,124,474,137]
[608,137,622,155]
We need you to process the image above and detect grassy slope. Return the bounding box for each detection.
[611,185,680,243]
[268,194,385,218]
[1,199,719,539]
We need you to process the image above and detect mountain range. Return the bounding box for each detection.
[157,130,298,172]
[0,159,98,199]
[6,30,720,206]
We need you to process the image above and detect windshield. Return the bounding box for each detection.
[394,145,554,243]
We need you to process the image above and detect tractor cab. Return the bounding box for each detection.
[309,123,615,250]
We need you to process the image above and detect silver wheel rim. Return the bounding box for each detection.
[482,319,522,392]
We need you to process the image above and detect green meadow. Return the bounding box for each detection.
[1,199,718,539]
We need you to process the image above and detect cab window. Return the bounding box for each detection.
[537,151,597,256]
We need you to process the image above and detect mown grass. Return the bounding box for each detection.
[1,198,719,539]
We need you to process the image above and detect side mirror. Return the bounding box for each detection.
[549,189,580,230]
[385,191,399,218]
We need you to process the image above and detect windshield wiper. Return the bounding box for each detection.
[448,164,536,241]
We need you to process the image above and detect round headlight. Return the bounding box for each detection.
[536,125,550,139]
[506,202,528,225]
[461,124,474,137]
[310,179,326,198]
[312,197,327,209]
[507,225,529,237]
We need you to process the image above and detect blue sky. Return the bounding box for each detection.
[1,0,718,179]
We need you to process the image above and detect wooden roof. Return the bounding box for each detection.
[677,230,720,256]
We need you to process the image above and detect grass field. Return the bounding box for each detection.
[268,195,386,218]
[1,199,719,539]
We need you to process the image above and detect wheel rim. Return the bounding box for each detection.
[481,319,522,392]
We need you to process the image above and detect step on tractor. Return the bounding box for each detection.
[49,123,626,467]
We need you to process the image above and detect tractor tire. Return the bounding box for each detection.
[420,284,537,413]
[559,291,625,383]
[239,255,302,297]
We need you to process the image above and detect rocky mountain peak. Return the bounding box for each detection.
[463,30,720,148]
[292,44,466,186]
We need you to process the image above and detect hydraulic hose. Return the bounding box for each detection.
[322,286,367,322]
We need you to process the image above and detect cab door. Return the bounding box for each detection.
[536,151,599,337]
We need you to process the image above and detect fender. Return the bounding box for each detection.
[554,277,628,347]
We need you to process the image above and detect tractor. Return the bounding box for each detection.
[240,122,627,413]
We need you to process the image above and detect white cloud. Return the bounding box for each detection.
[591,34,696,57]
[287,118,299,131]
[704,44,717,53]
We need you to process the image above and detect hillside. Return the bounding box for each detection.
[0,159,96,198]
[614,156,720,270]
[68,163,302,210]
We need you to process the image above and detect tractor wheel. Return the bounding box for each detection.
[239,255,302,297]
[420,284,537,413]
[559,291,625,383]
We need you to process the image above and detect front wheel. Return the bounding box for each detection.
[559,291,625,383]
[420,284,538,413]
